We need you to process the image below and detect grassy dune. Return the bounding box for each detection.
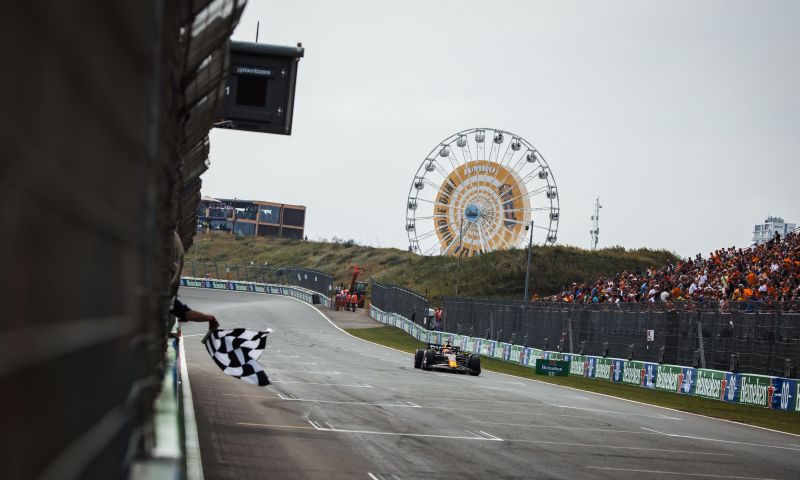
[185,232,678,302]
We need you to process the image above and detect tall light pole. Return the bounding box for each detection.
[590,197,602,250]
[523,220,534,302]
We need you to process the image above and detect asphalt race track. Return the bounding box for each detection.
[180,288,800,480]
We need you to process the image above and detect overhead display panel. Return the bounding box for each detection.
[215,41,304,135]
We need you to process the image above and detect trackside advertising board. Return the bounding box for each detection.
[694,369,725,400]
[738,374,772,409]
[796,382,800,412]
[656,365,697,395]
[722,372,739,403]
[592,358,614,381]
[535,359,569,376]
[569,355,586,376]
[611,359,625,383]
[365,305,800,413]
[620,360,658,388]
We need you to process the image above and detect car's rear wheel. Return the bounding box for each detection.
[468,354,481,376]
[414,349,424,369]
[422,349,435,371]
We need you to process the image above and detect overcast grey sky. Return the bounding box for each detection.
[204,0,800,258]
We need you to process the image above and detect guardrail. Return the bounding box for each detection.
[370,305,800,413]
[183,262,334,297]
[179,277,331,308]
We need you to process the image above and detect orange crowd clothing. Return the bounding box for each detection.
[746,272,758,286]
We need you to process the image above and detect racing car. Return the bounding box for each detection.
[414,343,481,376]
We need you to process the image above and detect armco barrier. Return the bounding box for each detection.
[369,304,800,412]
[179,277,331,308]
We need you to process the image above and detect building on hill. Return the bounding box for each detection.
[198,197,305,239]
[752,216,795,245]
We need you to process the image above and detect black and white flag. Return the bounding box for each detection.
[202,328,272,386]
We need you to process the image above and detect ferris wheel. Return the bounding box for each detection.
[406,128,559,256]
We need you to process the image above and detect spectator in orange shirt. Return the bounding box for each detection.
[743,287,754,300]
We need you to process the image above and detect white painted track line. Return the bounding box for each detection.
[180,336,204,480]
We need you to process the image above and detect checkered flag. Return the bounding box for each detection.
[202,328,272,386]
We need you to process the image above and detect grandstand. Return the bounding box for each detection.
[543,228,800,310]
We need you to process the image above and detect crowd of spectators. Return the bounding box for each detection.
[541,230,800,310]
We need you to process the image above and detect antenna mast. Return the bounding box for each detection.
[590,197,602,250]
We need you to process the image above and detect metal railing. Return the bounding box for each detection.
[184,261,333,296]
[370,280,429,327]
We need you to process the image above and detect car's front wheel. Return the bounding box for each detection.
[422,349,435,371]
[414,349,424,369]
[468,354,481,376]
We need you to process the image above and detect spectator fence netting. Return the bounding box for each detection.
[371,280,430,327]
[440,297,800,378]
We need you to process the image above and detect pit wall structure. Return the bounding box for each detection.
[179,277,331,308]
[370,305,800,413]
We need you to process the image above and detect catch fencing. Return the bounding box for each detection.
[185,261,333,296]
[442,298,800,378]
[370,304,800,413]
[370,280,429,326]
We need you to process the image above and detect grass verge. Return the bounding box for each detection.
[346,326,800,436]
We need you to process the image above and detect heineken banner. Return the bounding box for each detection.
[796,382,800,412]
[508,345,523,364]
[500,343,512,362]
[479,340,497,358]
[181,278,205,288]
[655,365,681,392]
[535,359,570,376]
[738,374,773,409]
[622,361,643,386]
[618,360,659,389]
[544,351,565,361]
[529,348,545,367]
[695,369,725,401]
[569,355,586,376]
[496,343,510,360]
[656,365,697,394]
[593,358,614,381]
